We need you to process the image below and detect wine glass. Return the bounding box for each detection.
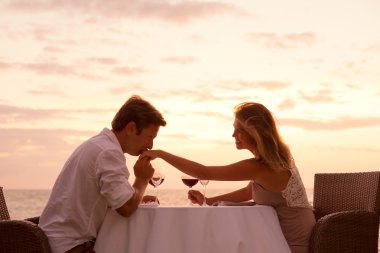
[149,171,165,204]
[199,180,209,206]
[181,174,199,205]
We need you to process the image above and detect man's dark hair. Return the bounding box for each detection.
[112,95,166,134]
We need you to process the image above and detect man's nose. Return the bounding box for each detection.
[146,141,153,150]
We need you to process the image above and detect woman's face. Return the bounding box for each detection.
[232,119,256,151]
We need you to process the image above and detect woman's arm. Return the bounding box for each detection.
[141,149,263,181]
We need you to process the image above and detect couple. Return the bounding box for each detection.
[39,95,315,253]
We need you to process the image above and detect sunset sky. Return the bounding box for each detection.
[1,0,379,191]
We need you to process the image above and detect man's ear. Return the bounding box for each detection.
[124,121,137,134]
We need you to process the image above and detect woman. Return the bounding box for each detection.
[141,102,315,253]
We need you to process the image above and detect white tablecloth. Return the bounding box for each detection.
[94,205,291,253]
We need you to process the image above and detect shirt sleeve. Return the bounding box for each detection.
[95,149,135,209]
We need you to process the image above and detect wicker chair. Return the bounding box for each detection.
[0,186,51,253]
[309,171,380,253]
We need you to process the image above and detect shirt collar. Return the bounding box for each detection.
[101,127,123,153]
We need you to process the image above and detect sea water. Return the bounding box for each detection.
[3,188,314,220]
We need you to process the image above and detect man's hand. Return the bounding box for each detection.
[134,156,154,180]
[117,157,154,217]
[142,195,160,204]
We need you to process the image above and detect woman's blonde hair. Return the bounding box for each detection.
[234,102,292,172]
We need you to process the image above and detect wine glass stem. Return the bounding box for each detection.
[188,186,192,206]
[154,186,158,203]
[203,186,207,206]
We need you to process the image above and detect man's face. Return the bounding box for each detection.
[126,124,160,156]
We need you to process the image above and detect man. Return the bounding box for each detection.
[39,95,166,253]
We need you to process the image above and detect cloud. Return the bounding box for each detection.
[19,62,77,76]
[0,105,63,123]
[366,42,380,52]
[279,116,380,130]
[3,53,141,80]
[14,59,123,80]
[332,60,366,77]
[247,32,317,49]
[298,88,335,103]
[277,98,296,111]
[145,88,214,102]
[0,128,94,153]
[344,83,360,89]
[315,145,378,153]
[31,26,57,41]
[106,85,252,105]
[28,85,66,96]
[219,80,291,90]
[3,0,247,24]
[196,111,230,121]
[160,56,198,65]
[240,80,291,89]
[1,24,58,42]
[85,57,119,66]
[0,104,113,124]
[119,83,269,104]
[108,83,146,95]
[158,87,252,103]
[0,61,13,71]
[161,133,192,140]
[112,66,147,75]
[43,46,66,54]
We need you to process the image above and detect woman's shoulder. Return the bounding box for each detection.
[237,158,270,173]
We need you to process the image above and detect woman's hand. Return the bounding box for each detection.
[188,190,206,206]
[140,150,160,161]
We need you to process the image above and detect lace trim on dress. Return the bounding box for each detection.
[281,165,311,208]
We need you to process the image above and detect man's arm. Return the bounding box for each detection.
[116,157,153,217]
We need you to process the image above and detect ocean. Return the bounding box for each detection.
[3,188,314,220]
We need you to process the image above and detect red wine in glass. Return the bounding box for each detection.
[181,175,199,205]
[181,178,198,188]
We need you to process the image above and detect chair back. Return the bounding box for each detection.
[313,171,380,218]
[0,186,11,220]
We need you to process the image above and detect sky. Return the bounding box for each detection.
[0,0,379,191]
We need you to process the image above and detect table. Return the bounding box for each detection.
[94,205,291,253]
